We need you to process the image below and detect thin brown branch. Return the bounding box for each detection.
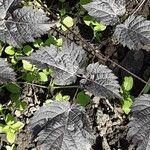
[131,0,147,15]
[36,0,149,86]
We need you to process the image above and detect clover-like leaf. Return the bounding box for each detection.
[0,6,56,47]
[80,62,121,99]
[20,41,87,85]
[0,0,21,19]
[30,101,95,150]
[114,15,150,51]
[82,0,126,25]
[127,94,150,150]
[0,58,16,84]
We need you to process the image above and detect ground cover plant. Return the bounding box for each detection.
[0,0,149,149]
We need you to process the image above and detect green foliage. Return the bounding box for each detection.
[44,36,63,47]
[33,38,44,48]
[60,16,74,31]
[80,0,92,5]
[55,93,70,101]
[121,76,133,114]
[5,83,20,94]
[5,46,15,56]
[38,72,48,82]
[6,144,16,150]
[76,91,90,106]
[23,45,33,56]
[123,76,133,91]
[83,15,106,40]
[0,114,24,144]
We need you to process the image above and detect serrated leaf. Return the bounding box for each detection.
[114,15,150,51]
[20,41,87,85]
[30,101,95,150]
[0,58,16,84]
[0,0,22,19]
[80,62,121,99]
[127,94,150,150]
[0,6,56,47]
[82,0,126,25]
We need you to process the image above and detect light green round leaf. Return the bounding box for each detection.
[5,46,15,55]
[11,121,24,131]
[57,38,63,47]
[38,72,48,82]
[62,16,74,31]
[2,125,10,133]
[76,91,90,106]
[6,131,16,143]
[11,57,17,65]
[6,83,20,94]
[45,99,53,104]
[43,68,52,75]
[93,22,106,31]
[122,97,133,115]
[123,76,133,91]
[63,95,70,101]
[22,60,33,71]
[55,93,63,101]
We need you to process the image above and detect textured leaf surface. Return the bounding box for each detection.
[0,0,21,19]
[114,15,150,51]
[82,0,126,25]
[127,94,150,150]
[0,58,16,83]
[80,62,121,99]
[30,101,95,150]
[21,41,86,85]
[0,6,56,47]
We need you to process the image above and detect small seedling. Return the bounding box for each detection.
[0,114,24,143]
[121,76,133,114]
[83,15,106,40]
[55,93,70,101]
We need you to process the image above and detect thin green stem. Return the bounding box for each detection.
[52,85,79,89]
[18,82,79,89]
